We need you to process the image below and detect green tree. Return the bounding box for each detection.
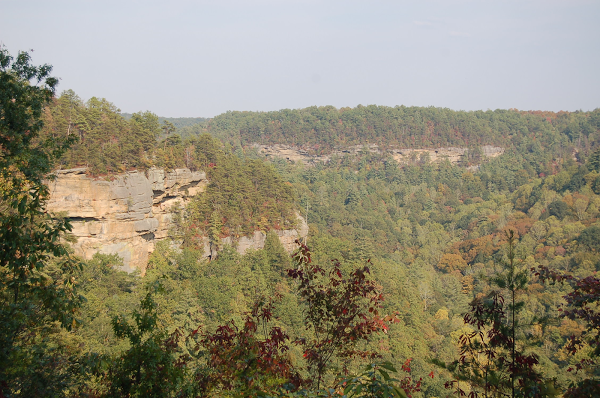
[577,225,600,252]
[547,200,569,220]
[264,230,291,277]
[101,281,189,397]
[587,148,600,173]
[0,48,82,396]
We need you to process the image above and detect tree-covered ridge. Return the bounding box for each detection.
[42,90,164,173]
[120,113,208,128]
[40,90,211,174]
[40,90,299,237]
[207,105,600,158]
[180,134,297,241]
[121,113,209,140]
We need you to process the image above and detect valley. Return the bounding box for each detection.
[2,70,600,397]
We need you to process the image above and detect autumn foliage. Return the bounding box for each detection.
[194,295,303,396]
[534,265,600,398]
[289,240,396,389]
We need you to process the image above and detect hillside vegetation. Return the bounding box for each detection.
[40,91,298,237]
[206,105,600,156]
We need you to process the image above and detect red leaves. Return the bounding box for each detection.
[401,358,413,372]
[289,240,390,387]
[452,288,542,397]
[195,294,303,394]
[397,360,423,398]
[536,266,600,351]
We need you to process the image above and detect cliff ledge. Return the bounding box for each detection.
[47,167,307,273]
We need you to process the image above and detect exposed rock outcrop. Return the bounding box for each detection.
[390,145,504,164]
[46,167,307,274]
[253,144,504,166]
[217,214,308,257]
[47,167,207,273]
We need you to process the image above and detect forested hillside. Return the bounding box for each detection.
[40,91,298,237]
[2,49,600,397]
[121,113,208,140]
[206,105,600,158]
[269,140,600,394]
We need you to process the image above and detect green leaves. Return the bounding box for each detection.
[0,47,83,396]
[340,361,418,398]
[102,281,190,398]
[185,135,297,242]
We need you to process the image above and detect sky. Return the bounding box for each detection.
[1,0,599,117]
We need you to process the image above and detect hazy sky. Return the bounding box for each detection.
[1,0,599,117]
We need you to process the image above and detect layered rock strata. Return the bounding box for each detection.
[253,144,504,166]
[390,145,504,164]
[47,168,307,274]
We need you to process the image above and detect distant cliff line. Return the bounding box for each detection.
[253,144,504,166]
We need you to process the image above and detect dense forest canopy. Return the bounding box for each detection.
[120,113,208,127]
[44,90,600,177]
[206,105,600,156]
[2,49,600,397]
[120,113,209,140]
[39,91,298,238]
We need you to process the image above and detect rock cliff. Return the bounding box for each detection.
[253,144,504,165]
[46,168,307,274]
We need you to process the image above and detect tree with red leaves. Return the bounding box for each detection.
[194,294,303,396]
[289,240,394,390]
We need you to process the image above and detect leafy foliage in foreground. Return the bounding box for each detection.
[445,232,545,397]
[290,241,392,389]
[81,244,408,397]
[193,295,302,396]
[536,266,600,397]
[0,47,83,397]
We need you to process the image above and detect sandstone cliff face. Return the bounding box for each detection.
[218,216,308,257]
[390,145,504,164]
[46,168,307,273]
[253,144,504,165]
